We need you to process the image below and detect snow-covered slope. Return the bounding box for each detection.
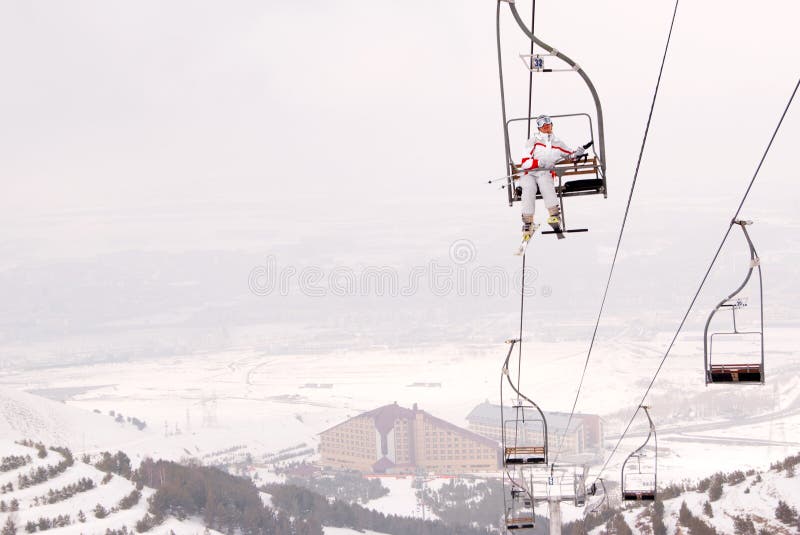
[323,528,390,535]
[661,467,799,535]
[588,460,800,535]
[0,439,226,535]
[0,388,148,452]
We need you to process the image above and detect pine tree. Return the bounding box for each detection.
[775,500,798,525]
[9,499,18,512]
[703,501,713,517]
[733,515,756,535]
[652,500,667,535]
[77,510,86,523]
[679,501,692,525]
[94,503,108,519]
[708,474,723,502]
[611,513,633,535]
[1,517,17,535]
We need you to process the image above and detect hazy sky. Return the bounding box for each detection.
[0,1,798,363]
[2,1,797,218]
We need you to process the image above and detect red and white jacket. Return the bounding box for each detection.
[519,132,574,175]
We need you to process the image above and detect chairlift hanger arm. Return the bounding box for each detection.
[502,340,545,416]
[624,406,656,460]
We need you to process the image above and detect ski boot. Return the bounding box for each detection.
[516,215,538,255]
[546,208,565,240]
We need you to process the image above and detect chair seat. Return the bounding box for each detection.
[623,491,656,501]
[708,364,762,383]
[533,178,605,199]
[563,178,604,193]
[507,518,535,530]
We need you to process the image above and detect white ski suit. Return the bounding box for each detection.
[518,132,574,217]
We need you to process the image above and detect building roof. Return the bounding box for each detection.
[362,403,417,436]
[320,402,499,448]
[466,401,586,433]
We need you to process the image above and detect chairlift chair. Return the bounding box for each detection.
[587,478,608,514]
[506,114,605,235]
[704,220,765,385]
[501,339,549,466]
[620,406,657,501]
[573,466,588,507]
[622,457,657,501]
[503,409,547,465]
[505,481,536,531]
[495,1,608,235]
[547,464,589,506]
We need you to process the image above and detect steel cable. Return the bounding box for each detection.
[552,0,682,466]
[591,77,799,485]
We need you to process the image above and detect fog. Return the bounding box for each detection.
[0,1,798,368]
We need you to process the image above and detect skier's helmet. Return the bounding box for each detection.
[536,115,552,128]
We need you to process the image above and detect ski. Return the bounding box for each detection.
[515,238,529,256]
[515,224,540,255]
[547,216,566,240]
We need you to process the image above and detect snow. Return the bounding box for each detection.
[0,388,152,454]
[0,439,233,535]
[584,465,800,534]
[154,516,225,535]
[657,468,800,535]
[0,441,151,535]
[362,476,427,519]
[323,528,390,535]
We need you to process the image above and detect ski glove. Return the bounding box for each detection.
[569,146,586,159]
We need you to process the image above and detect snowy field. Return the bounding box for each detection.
[0,326,797,506]
[323,528,389,535]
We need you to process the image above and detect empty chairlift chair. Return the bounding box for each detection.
[505,482,536,531]
[587,478,609,514]
[500,336,548,533]
[503,405,547,465]
[573,466,588,507]
[621,406,657,501]
[547,464,589,507]
[501,340,549,466]
[704,220,765,385]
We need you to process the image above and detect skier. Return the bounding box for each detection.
[517,115,586,239]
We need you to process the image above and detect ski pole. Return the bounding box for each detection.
[487,172,522,184]
[488,141,593,184]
